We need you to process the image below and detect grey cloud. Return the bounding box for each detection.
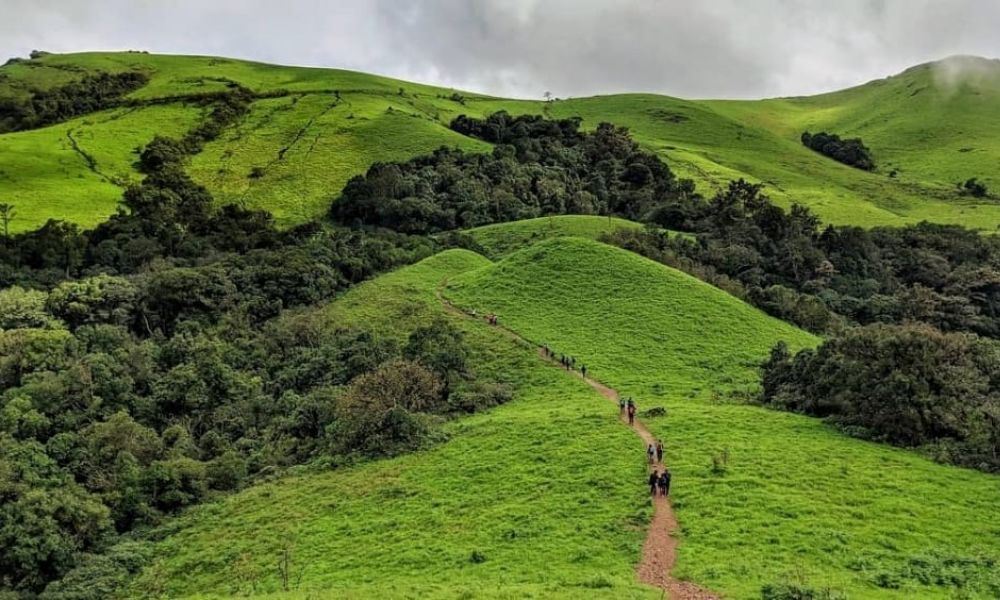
[1,0,998,99]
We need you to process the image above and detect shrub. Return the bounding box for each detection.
[960,177,989,198]
[761,582,847,600]
[801,131,875,171]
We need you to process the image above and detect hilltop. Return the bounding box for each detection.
[2,52,1000,232]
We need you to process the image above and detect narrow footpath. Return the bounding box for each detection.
[438,290,718,599]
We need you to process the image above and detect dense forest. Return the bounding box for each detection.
[3,103,1000,596]
[0,71,149,133]
[331,111,695,232]
[800,131,876,171]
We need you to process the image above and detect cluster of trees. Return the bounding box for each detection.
[0,71,149,133]
[607,180,1000,341]
[331,111,695,233]
[801,131,876,171]
[0,285,498,593]
[762,324,1000,472]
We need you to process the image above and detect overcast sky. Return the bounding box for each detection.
[3,0,999,99]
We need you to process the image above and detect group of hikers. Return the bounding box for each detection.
[485,313,499,326]
[648,467,672,497]
[619,396,637,425]
[542,345,587,378]
[526,334,674,501]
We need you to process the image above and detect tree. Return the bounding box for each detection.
[404,318,469,388]
[333,360,443,455]
[0,203,15,241]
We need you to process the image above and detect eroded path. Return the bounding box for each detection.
[438,289,718,599]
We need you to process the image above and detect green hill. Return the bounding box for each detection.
[126,249,659,599]
[445,237,1000,599]
[2,52,1000,232]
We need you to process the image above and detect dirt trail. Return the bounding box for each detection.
[437,290,718,599]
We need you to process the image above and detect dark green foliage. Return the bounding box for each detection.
[801,131,875,171]
[607,181,1000,339]
[0,72,149,133]
[404,318,469,388]
[960,177,989,198]
[39,541,153,600]
[761,582,847,600]
[761,324,1000,472]
[0,435,111,592]
[331,111,691,233]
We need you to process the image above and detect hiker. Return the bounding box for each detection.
[659,469,672,497]
[581,364,587,378]
[619,397,626,415]
[646,444,655,464]
[648,470,659,496]
[570,356,576,369]
[627,401,636,426]
[655,440,664,463]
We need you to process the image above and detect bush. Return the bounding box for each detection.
[960,177,989,198]
[761,324,1000,472]
[801,131,875,171]
[761,582,847,600]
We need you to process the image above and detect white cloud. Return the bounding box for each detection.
[1,0,998,99]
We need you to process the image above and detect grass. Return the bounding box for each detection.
[0,103,201,231]
[444,236,1000,599]
[464,215,646,258]
[4,52,1000,232]
[128,249,660,599]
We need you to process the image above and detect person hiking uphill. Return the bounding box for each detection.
[626,399,636,426]
[648,470,659,496]
[655,440,664,463]
[581,364,587,378]
[618,397,626,416]
[647,444,655,464]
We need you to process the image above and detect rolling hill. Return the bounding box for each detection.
[2,52,1000,232]
[125,248,660,599]
[123,234,1000,599]
[445,237,1000,599]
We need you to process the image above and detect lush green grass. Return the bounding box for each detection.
[0,103,202,231]
[187,93,490,225]
[129,249,660,599]
[4,52,1000,232]
[464,215,646,258]
[445,236,1000,599]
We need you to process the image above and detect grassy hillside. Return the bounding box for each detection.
[128,249,660,599]
[3,52,1000,232]
[464,215,645,258]
[445,237,1000,599]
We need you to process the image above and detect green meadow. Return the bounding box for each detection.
[128,250,660,599]
[3,52,1000,232]
[445,237,1000,599]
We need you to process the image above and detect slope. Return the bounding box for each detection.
[463,215,645,259]
[127,249,661,599]
[445,237,1000,599]
[4,52,1000,232]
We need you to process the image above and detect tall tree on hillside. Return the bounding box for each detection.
[0,202,15,241]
